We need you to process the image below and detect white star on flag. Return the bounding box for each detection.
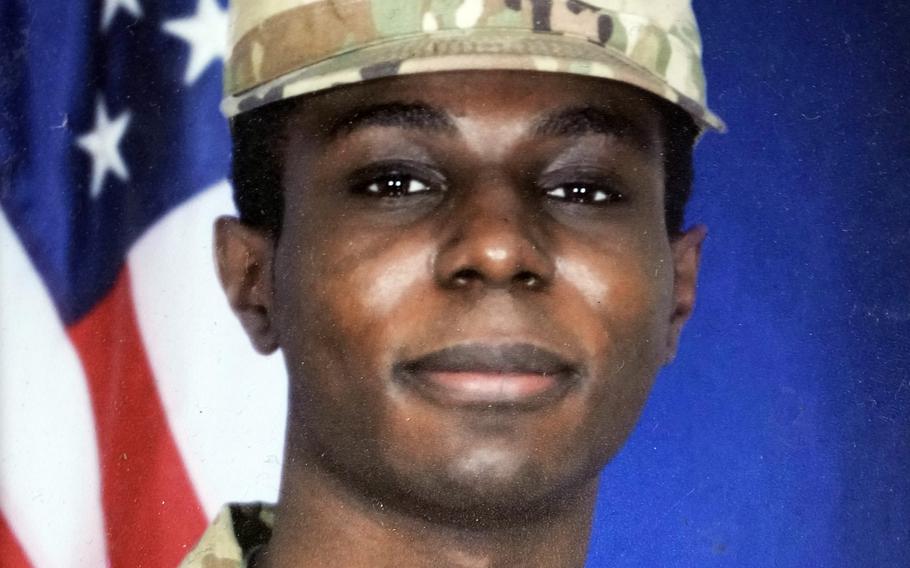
[76,97,132,199]
[163,0,228,86]
[101,0,143,31]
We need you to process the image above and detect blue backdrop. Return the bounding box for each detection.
[587,1,909,566]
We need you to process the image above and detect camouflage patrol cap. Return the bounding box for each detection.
[223,0,724,132]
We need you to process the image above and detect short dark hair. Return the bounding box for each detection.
[229,92,698,237]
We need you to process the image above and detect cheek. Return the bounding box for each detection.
[358,245,434,319]
[273,235,436,454]
[555,256,609,308]
[552,238,675,423]
[326,240,436,360]
[277,230,434,375]
[559,242,672,338]
[549,247,673,462]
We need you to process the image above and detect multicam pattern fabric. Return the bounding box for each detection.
[179,503,274,568]
[223,0,724,132]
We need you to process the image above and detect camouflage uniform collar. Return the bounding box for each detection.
[180,503,275,567]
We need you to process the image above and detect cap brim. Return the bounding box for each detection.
[222,30,725,133]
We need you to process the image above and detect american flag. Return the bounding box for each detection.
[0,0,286,565]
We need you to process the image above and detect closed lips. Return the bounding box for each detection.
[393,343,581,409]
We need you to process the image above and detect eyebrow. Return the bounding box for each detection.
[326,102,456,140]
[324,101,650,147]
[531,106,651,146]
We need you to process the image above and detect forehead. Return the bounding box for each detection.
[284,70,665,145]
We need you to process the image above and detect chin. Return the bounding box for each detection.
[368,442,603,528]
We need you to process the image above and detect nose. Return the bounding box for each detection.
[433,174,555,292]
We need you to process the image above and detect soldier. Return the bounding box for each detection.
[183,0,723,565]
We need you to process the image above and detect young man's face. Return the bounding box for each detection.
[218,70,703,522]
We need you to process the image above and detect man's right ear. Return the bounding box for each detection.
[214,216,280,354]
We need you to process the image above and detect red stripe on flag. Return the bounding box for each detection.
[0,511,33,568]
[69,268,206,567]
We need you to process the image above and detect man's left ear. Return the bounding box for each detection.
[665,224,707,363]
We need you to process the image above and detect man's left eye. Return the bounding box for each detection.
[362,174,431,197]
[544,183,622,205]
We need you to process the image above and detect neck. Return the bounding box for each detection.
[256,459,597,568]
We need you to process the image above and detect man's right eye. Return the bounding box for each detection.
[356,173,432,197]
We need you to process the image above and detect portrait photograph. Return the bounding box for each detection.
[0,1,907,566]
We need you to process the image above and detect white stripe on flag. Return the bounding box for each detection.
[128,181,286,519]
[0,212,109,568]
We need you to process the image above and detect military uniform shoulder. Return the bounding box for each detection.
[180,503,275,568]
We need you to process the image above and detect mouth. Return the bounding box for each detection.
[393,343,581,410]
